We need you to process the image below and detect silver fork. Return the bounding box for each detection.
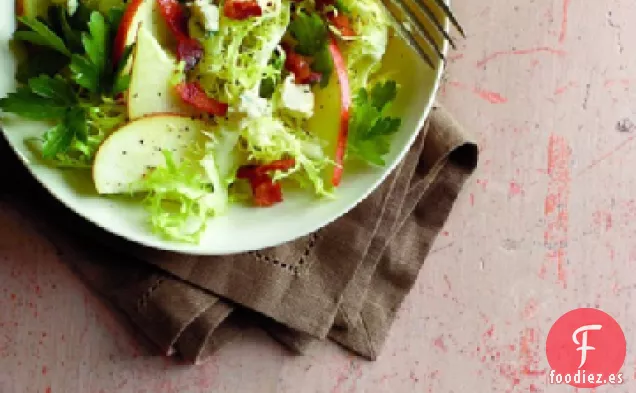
[382,0,465,68]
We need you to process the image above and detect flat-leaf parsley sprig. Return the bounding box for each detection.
[347,80,402,166]
[0,5,131,164]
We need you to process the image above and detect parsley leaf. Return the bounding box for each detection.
[14,17,71,57]
[42,107,87,158]
[28,75,77,105]
[48,6,84,53]
[65,107,88,143]
[371,80,398,110]
[347,81,402,166]
[70,11,111,94]
[83,12,109,80]
[2,6,129,165]
[288,11,333,85]
[42,122,73,158]
[0,87,68,120]
[289,12,328,56]
[70,54,100,92]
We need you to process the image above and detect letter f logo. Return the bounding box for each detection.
[572,325,603,368]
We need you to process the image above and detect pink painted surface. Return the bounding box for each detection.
[2,0,636,392]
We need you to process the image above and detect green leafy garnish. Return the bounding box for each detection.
[28,75,77,105]
[1,7,130,163]
[14,16,71,56]
[289,12,328,56]
[348,81,402,166]
[0,76,88,158]
[42,108,87,158]
[0,87,68,120]
[48,6,84,53]
[70,12,110,93]
[288,11,333,85]
[13,8,130,95]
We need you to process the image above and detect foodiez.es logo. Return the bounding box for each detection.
[545,308,626,388]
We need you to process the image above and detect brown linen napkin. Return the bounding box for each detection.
[260,105,478,358]
[0,104,478,363]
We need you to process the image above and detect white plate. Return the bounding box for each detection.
[0,1,448,255]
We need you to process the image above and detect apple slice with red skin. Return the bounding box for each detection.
[127,26,194,119]
[93,114,209,194]
[327,36,351,187]
[112,0,146,65]
[155,0,203,70]
[112,0,173,68]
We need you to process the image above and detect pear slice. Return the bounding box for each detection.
[127,27,193,120]
[93,115,208,194]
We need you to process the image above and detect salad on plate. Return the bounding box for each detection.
[1,0,404,243]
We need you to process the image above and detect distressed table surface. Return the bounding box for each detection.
[1,0,635,392]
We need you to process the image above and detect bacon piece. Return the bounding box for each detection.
[224,0,263,20]
[174,82,229,116]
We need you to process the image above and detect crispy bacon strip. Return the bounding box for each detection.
[224,0,263,20]
[174,82,229,116]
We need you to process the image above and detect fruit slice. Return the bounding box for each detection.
[327,37,351,187]
[306,63,340,188]
[127,26,193,119]
[112,0,173,67]
[307,37,350,188]
[93,115,208,194]
[112,0,145,65]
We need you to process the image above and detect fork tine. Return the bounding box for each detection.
[382,5,436,69]
[387,0,447,61]
[431,0,466,37]
[412,0,457,49]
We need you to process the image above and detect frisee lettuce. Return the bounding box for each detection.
[136,128,241,243]
[341,0,390,92]
[239,115,332,196]
[196,0,290,105]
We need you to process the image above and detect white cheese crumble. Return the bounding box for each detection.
[237,88,271,119]
[279,75,314,118]
[190,0,220,33]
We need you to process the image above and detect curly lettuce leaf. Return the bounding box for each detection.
[239,116,332,197]
[196,0,290,105]
[136,128,241,243]
[339,0,390,92]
